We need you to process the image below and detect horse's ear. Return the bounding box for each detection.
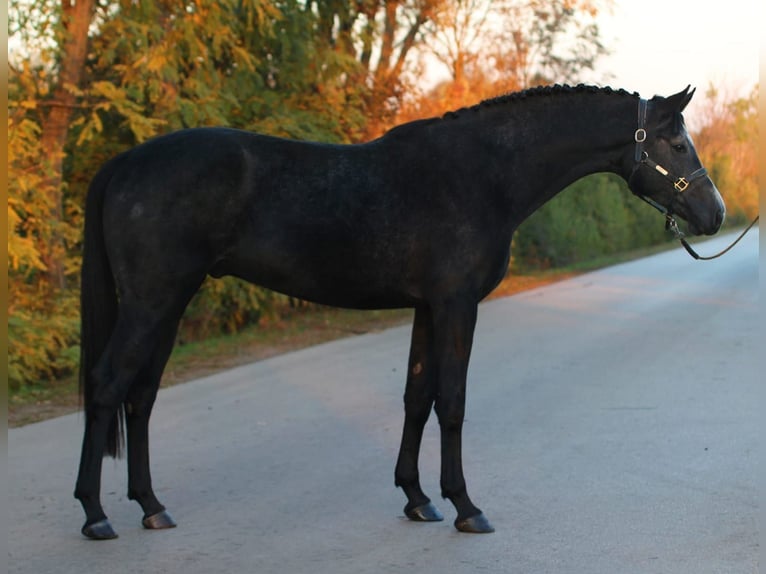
[654,86,695,125]
[678,86,695,111]
[663,85,694,110]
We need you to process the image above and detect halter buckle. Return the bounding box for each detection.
[634,128,647,143]
[674,177,689,192]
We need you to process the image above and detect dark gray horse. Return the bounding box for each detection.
[75,84,724,539]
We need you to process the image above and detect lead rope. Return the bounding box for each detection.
[637,194,759,261]
[666,212,759,261]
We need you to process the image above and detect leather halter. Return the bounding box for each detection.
[628,98,759,261]
[629,98,709,216]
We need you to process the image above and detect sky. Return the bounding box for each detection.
[589,0,760,103]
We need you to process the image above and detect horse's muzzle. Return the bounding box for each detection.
[679,181,726,236]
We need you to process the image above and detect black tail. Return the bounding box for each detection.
[79,155,124,458]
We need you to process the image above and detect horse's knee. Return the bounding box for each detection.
[404,391,433,421]
[436,414,464,434]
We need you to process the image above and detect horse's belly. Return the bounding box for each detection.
[216,246,419,310]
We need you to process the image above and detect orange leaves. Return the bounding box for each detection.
[693,85,759,221]
[7,115,52,275]
[390,0,608,130]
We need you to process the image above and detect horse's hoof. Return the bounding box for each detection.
[454,512,495,533]
[404,501,444,522]
[82,519,118,540]
[142,510,177,530]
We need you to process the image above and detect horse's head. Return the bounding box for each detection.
[628,86,725,236]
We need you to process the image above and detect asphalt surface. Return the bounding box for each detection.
[8,228,759,574]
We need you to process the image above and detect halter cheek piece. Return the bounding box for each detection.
[628,98,709,224]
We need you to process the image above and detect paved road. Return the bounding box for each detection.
[9,229,759,574]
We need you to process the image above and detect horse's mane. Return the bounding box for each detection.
[442,83,640,120]
[382,84,639,139]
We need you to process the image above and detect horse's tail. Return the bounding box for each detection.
[79,154,124,459]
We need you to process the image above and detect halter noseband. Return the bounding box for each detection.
[629,98,709,218]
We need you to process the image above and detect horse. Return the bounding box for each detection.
[74,84,725,539]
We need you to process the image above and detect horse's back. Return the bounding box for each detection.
[95,128,419,306]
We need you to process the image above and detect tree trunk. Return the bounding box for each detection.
[39,0,97,290]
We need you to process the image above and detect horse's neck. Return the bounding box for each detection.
[481,93,638,226]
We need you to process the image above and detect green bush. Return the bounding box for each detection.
[177,277,285,344]
[512,173,672,270]
[8,291,81,391]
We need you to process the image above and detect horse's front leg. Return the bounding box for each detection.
[432,299,494,533]
[395,305,443,522]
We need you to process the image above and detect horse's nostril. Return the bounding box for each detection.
[714,209,724,229]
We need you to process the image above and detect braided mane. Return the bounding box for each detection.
[443,83,640,119]
[383,84,640,139]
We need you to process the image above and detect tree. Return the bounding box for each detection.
[33,0,97,289]
[307,0,447,136]
[8,0,101,387]
[693,85,758,224]
[396,0,610,125]
[7,0,375,389]
[7,101,82,388]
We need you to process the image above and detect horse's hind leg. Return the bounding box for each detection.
[75,306,163,539]
[125,319,181,530]
[75,289,196,539]
[395,306,443,522]
[75,361,122,539]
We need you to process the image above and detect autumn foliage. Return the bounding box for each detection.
[7,0,758,390]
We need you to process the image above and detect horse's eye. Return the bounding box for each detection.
[672,143,687,153]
